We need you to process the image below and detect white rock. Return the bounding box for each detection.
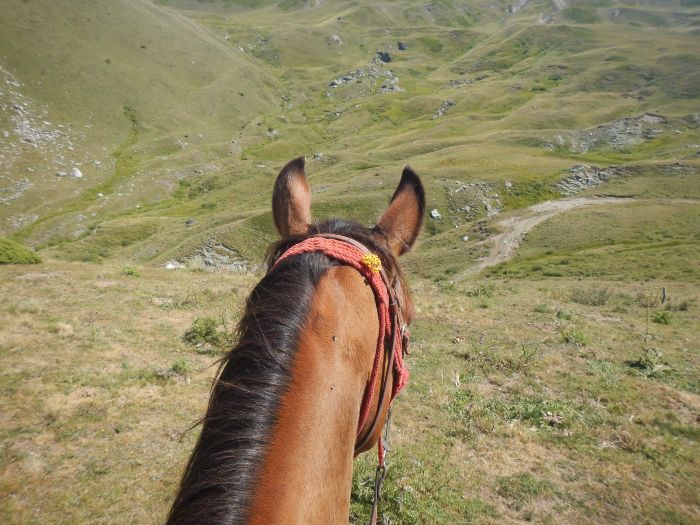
[430,209,442,220]
[461,235,469,241]
[165,261,186,270]
[70,167,83,178]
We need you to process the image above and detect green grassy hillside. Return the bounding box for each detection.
[0,1,698,524]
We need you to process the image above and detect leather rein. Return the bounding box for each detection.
[273,233,411,524]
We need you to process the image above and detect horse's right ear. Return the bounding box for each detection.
[272,157,312,238]
[376,166,426,256]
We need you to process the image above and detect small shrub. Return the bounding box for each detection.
[570,286,611,306]
[170,359,189,377]
[652,311,671,325]
[122,266,140,277]
[558,324,587,346]
[183,316,228,349]
[533,304,549,314]
[466,283,495,298]
[556,309,572,321]
[0,236,41,264]
[627,348,671,378]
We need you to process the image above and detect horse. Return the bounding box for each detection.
[166,157,425,524]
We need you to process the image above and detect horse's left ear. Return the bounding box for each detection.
[376,166,426,256]
[272,157,312,238]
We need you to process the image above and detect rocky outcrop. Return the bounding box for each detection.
[445,180,504,227]
[554,163,695,195]
[434,100,455,119]
[375,51,392,63]
[554,165,619,195]
[545,113,666,153]
[187,242,249,272]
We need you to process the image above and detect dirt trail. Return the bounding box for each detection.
[475,197,633,272]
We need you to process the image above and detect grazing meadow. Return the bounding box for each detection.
[1,0,698,523]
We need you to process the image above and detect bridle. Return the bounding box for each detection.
[273,233,412,524]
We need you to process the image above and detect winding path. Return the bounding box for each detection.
[474,196,633,272]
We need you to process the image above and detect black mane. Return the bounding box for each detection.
[166,219,399,525]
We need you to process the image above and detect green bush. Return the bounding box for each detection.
[122,266,140,277]
[558,324,587,346]
[570,286,611,306]
[183,316,228,349]
[627,348,671,378]
[652,311,671,325]
[0,236,41,264]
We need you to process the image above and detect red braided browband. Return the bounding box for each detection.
[273,236,409,437]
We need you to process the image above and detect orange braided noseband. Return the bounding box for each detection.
[274,236,409,443]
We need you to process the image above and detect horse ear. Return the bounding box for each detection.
[376,166,426,256]
[272,157,312,238]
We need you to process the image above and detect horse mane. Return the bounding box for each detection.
[166,219,404,525]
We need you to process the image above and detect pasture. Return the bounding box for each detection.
[1,0,699,522]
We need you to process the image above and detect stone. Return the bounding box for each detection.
[70,167,83,179]
[430,209,442,220]
[397,42,408,51]
[165,261,186,270]
[376,51,392,63]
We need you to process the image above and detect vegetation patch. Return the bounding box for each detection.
[496,473,554,510]
[0,236,40,264]
[183,316,230,352]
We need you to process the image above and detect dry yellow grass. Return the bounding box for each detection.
[1,261,698,524]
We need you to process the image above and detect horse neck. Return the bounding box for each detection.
[247,265,379,524]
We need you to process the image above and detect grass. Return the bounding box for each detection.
[0,0,699,523]
[0,236,40,264]
[0,261,698,524]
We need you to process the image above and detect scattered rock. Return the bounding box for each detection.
[446,180,503,224]
[328,63,402,95]
[0,177,32,203]
[507,0,529,14]
[94,160,101,167]
[327,34,343,48]
[430,209,442,220]
[544,113,667,153]
[554,164,613,195]
[188,242,250,273]
[312,153,324,160]
[55,171,67,177]
[461,235,470,242]
[397,42,408,51]
[375,51,392,63]
[542,411,563,426]
[311,184,334,194]
[433,100,455,119]
[70,167,83,179]
[165,261,186,270]
[448,78,472,88]
[185,218,195,226]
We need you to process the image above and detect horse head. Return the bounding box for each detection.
[168,157,425,525]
